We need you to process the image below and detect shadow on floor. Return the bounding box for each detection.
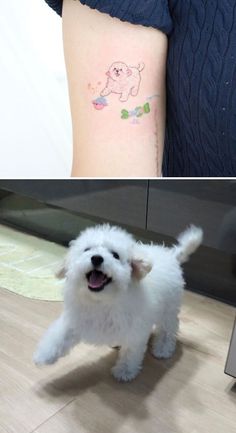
[34,341,201,432]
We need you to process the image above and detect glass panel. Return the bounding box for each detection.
[0,180,148,230]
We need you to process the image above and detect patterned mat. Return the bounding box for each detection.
[0,224,65,301]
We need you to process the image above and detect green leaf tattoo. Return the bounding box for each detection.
[143,102,151,113]
[121,102,151,120]
[121,109,130,119]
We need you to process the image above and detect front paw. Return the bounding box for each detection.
[119,96,129,102]
[151,339,176,359]
[100,88,110,96]
[111,363,140,382]
[33,347,59,366]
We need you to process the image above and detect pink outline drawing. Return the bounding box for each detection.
[100,61,145,102]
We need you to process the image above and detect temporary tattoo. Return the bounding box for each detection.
[100,61,145,102]
[88,81,103,94]
[121,102,150,120]
[92,96,108,110]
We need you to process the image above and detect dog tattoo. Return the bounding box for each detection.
[100,61,145,102]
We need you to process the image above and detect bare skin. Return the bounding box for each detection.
[62,0,167,177]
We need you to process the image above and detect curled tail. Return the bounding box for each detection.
[137,62,145,72]
[174,226,203,264]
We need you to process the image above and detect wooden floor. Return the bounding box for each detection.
[0,287,235,433]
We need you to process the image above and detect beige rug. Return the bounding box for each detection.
[0,224,66,301]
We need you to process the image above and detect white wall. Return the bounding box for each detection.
[0,0,72,178]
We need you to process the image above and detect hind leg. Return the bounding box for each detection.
[131,85,139,97]
[151,309,179,359]
[119,91,130,102]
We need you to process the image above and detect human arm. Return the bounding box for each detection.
[62,0,168,177]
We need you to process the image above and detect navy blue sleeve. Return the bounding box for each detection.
[44,0,173,35]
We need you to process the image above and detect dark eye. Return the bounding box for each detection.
[112,251,120,260]
[84,247,90,252]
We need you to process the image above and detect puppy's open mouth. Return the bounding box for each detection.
[86,270,112,292]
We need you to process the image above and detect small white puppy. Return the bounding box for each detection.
[34,224,203,382]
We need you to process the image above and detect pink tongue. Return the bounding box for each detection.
[89,271,106,288]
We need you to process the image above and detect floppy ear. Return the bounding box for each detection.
[127,68,132,76]
[55,260,67,279]
[131,259,152,280]
[55,240,75,279]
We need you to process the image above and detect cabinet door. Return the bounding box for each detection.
[0,180,148,229]
[225,317,236,378]
[147,180,236,305]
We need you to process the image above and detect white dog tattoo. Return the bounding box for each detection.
[100,61,145,102]
[34,224,202,382]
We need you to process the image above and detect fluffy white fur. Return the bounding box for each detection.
[34,224,203,382]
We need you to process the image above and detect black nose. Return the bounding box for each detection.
[91,255,104,267]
